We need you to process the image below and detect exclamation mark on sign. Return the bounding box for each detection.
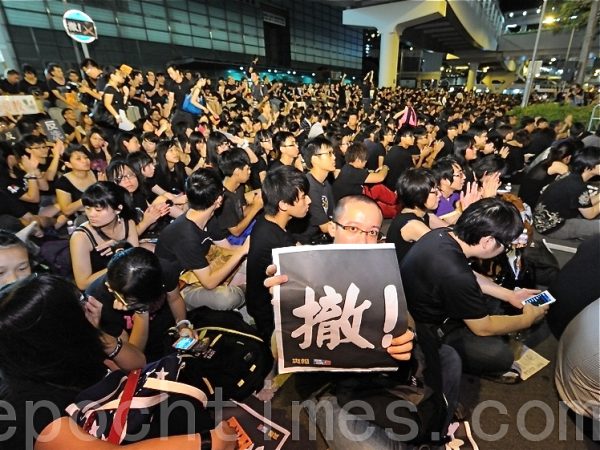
[381,285,398,348]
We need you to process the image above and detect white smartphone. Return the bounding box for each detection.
[522,290,557,307]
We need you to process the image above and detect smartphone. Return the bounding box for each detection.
[522,290,557,307]
[173,336,198,351]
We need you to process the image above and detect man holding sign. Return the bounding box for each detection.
[266,195,460,448]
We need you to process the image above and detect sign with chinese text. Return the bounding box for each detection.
[0,95,41,117]
[272,244,408,373]
[40,119,65,142]
[62,9,97,44]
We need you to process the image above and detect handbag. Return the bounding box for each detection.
[182,93,204,116]
[90,100,116,127]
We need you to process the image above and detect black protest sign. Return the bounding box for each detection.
[40,119,65,142]
[272,244,408,373]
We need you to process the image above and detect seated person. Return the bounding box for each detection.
[332,142,388,203]
[70,182,139,290]
[207,147,263,244]
[55,145,97,220]
[534,146,600,241]
[266,195,461,447]
[289,136,336,244]
[401,198,547,380]
[86,247,188,362]
[386,168,445,264]
[0,273,233,450]
[246,166,310,342]
[268,130,304,172]
[0,229,31,287]
[155,169,249,312]
[432,157,479,225]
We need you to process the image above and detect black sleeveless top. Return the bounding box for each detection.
[386,212,430,265]
[73,221,130,273]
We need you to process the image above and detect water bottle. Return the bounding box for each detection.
[67,220,75,235]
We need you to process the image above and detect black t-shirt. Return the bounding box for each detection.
[289,172,334,244]
[47,78,68,106]
[333,164,368,203]
[103,85,125,112]
[533,173,592,234]
[366,141,385,171]
[246,215,296,338]
[62,121,75,136]
[0,174,38,214]
[548,235,600,338]
[165,78,193,108]
[19,78,48,96]
[0,189,28,217]
[438,136,454,160]
[86,272,177,361]
[249,158,267,190]
[386,212,430,265]
[207,185,247,240]
[400,229,488,326]
[518,162,556,208]
[153,163,186,195]
[54,175,86,203]
[0,79,21,95]
[155,214,212,275]
[383,146,414,191]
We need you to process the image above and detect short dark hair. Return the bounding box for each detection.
[301,136,332,169]
[107,247,165,305]
[454,198,523,247]
[345,142,368,164]
[82,182,136,222]
[396,168,437,209]
[126,151,153,175]
[62,144,90,164]
[432,156,461,184]
[261,166,309,216]
[569,146,600,175]
[185,168,223,211]
[220,147,250,177]
[452,135,474,161]
[272,131,294,151]
[471,155,507,180]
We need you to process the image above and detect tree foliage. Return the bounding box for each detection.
[547,0,594,32]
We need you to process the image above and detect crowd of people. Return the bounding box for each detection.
[0,57,599,450]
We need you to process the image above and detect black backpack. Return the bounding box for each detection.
[184,306,274,401]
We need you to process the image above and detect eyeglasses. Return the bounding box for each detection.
[315,150,335,157]
[115,173,136,184]
[333,221,380,238]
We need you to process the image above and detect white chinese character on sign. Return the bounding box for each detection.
[291,283,374,350]
[68,21,80,33]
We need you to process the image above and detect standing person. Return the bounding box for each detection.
[401,198,547,380]
[155,169,249,312]
[164,64,194,128]
[246,166,310,342]
[289,136,336,244]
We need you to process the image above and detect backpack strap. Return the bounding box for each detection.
[107,368,141,444]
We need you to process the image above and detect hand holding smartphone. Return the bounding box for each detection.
[522,290,556,307]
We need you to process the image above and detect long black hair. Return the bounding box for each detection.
[0,274,106,389]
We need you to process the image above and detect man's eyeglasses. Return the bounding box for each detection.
[333,221,380,238]
[315,150,335,157]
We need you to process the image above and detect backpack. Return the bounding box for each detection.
[185,306,275,401]
[335,324,447,445]
[67,353,214,444]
